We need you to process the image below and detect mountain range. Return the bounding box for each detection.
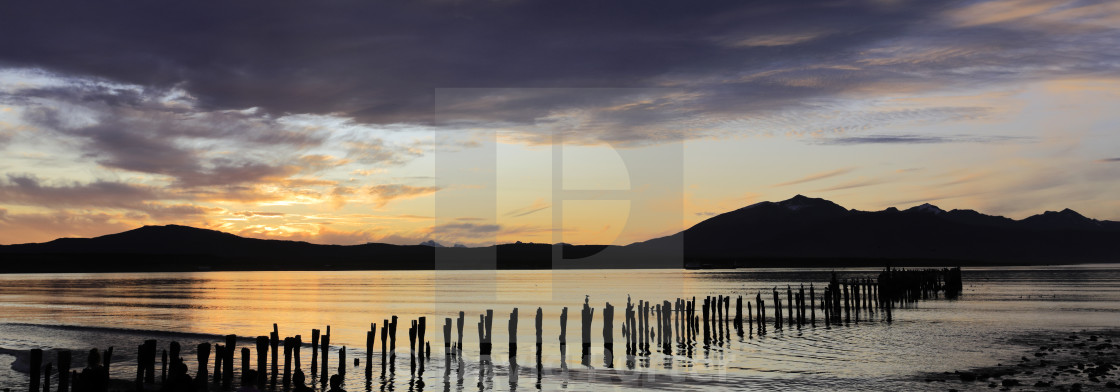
[1,195,1117,272]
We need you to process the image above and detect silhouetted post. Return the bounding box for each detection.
[57,350,70,392]
[310,329,320,381]
[102,347,113,378]
[843,283,851,324]
[294,335,302,374]
[456,311,465,354]
[283,338,293,390]
[701,298,710,345]
[410,320,417,357]
[810,284,817,326]
[418,317,427,360]
[624,297,634,355]
[255,336,268,387]
[580,297,594,361]
[507,309,519,359]
[602,302,614,367]
[734,296,742,333]
[239,348,251,387]
[748,300,757,336]
[270,325,279,389]
[785,286,793,328]
[389,317,397,353]
[558,307,568,349]
[755,292,765,335]
[320,327,331,387]
[220,335,235,390]
[535,308,543,355]
[161,349,167,384]
[442,318,452,356]
[338,347,346,377]
[29,349,41,392]
[484,310,494,357]
[135,345,143,389]
[365,328,374,375]
[42,362,50,392]
[380,320,388,373]
[213,345,223,385]
[853,280,861,322]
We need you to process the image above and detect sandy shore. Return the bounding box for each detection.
[918,330,1120,391]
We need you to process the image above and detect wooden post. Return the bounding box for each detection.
[320,327,330,386]
[42,362,50,392]
[558,307,568,348]
[170,342,181,367]
[194,343,209,391]
[255,336,268,388]
[366,324,375,374]
[213,345,223,385]
[240,348,250,387]
[747,301,753,336]
[535,308,543,355]
[443,318,452,356]
[135,345,143,389]
[338,346,346,377]
[380,320,388,373]
[270,325,279,389]
[844,282,851,324]
[456,311,465,354]
[409,320,417,356]
[283,338,293,390]
[57,351,70,392]
[418,317,427,360]
[509,308,519,358]
[310,329,320,381]
[810,284,816,326]
[223,335,236,390]
[29,349,41,392]
[389,316,397,353]
[294,335,302,374]
[102,347,112,377]
[602,302,613,367]
[161,349,167,384]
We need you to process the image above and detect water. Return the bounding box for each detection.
[1,265,1118,391]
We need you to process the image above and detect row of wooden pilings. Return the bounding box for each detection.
[21,268,962,392]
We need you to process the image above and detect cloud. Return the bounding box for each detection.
[813,134,1032,145]
[0,209,135,244]
[1096,158,1120,163]
[504,198,550,218]
[5,0,1110,145]
[773,168,855,187]
[368,184,440,207]
[813,177,889,193]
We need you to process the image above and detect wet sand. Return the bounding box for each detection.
[918,330,1120,391]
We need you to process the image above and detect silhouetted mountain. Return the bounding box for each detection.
[631,195,1120,265]
[2,196,1118,272]
[0,225,617,272]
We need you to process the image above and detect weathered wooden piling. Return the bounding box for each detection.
[320,327,330,386]
[580,297,594,359]
[270,325,279,389]
[388,317,397,353]
[310,329,320,380]
[213,345,223,385]
[29,349,41,392]
[161,349,167,384]
[408,319,417,356]
[478,309,494,357]
[535,307,543,354]
[380,320,388,373]
[786,286,794,328]
[747,301,753,336]
[601,302,613,366]
[57,350,70,392]
[509,308,519,357]
[418,317,427,360]
[196,343,210,391]
[102,347,113,377]
[240,347,250,387]
[337,346,346,377]
[810,284,817,326]
[283,338,293,390]
[294,335,302,373]
[42,362,50,392]
[255,336,268,387]
[456,311,465,354]
[143,340,157,385]
[365,326,374,374]
[558,307,568,348]
[443,318,452,355]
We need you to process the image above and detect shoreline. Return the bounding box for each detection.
[916,329,1120,391]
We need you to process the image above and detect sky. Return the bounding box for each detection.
[1,0,1119,246]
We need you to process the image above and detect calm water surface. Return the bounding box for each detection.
[1,265,1118,391]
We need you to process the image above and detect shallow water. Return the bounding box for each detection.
[1,265,1118,391]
